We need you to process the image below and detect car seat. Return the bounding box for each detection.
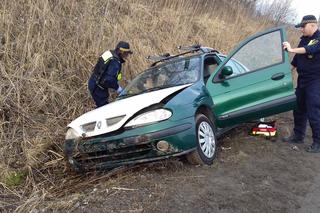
[203,64,217,83]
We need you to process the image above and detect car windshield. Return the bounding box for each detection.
[120,56,201,97]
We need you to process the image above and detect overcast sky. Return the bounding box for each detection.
[291,0,320,22]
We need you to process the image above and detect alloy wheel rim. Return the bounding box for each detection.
[198,121,215,158]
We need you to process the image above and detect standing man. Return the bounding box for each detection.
[88,41,133,108]
[282,15,320,153]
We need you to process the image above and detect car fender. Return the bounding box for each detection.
[165,82,214,121]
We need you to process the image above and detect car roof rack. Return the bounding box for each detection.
[146,53,171,62]
[147,44,219,67]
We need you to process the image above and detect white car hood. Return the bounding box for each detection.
[68,84,191,138]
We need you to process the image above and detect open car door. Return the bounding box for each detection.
[206,27,296,127]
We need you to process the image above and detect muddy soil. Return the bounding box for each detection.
[22,112,320,212]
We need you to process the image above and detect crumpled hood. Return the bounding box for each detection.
[68,84,191,138]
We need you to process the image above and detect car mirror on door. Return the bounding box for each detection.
[219,66,233,79]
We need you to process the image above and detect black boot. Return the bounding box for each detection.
[306,143,320,153]
[282,135,304,144]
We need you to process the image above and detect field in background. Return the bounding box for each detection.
[0,0,299,211]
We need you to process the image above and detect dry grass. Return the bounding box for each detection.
[0,0,299,211]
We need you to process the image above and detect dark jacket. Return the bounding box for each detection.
[291,30,320,88]
[90,50,124,90]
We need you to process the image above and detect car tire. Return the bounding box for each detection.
[186,114,217,165]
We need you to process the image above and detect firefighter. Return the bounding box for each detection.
[88,41,133,107]
[282,15,320,153]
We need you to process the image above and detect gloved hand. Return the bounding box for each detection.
[116,86,123,94]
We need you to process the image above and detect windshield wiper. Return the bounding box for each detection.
[140,84,175,94]
[117,86,168,99]
[118,92,138,99]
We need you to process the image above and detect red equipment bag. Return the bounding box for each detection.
[250,121,277,138]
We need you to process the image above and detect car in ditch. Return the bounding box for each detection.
[64,27,296,171]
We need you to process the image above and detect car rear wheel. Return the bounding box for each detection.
[186,114,217,165]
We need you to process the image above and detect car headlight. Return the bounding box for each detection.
[125,109,172,128]
[65,128,81,140]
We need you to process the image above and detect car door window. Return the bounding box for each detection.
[219,57,246,77]
[224,30,283,78]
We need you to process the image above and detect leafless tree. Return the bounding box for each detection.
[256,0,297,24]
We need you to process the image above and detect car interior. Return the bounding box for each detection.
[203,56,218,83]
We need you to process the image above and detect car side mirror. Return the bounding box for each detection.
[219,66,233,79]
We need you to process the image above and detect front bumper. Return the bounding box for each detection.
[64,122,195,171]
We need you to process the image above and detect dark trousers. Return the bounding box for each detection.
[293,82,320,144]
[88,77,109,108]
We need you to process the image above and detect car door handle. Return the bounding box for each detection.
[271,73,285,80]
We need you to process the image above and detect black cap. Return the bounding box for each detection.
[295,15,318,28]
[115,41,133,54]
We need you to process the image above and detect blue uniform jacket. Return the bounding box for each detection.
[291,30,320,88]
[99,58,122,90]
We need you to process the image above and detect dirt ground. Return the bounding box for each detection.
[16,112,320,212]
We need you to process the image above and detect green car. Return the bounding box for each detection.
[65,27,295,171]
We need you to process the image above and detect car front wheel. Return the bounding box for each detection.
[186,113,217,165]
